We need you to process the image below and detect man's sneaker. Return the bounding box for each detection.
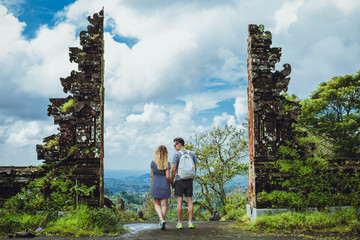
[160,219,166,230]
[188,223,195,229]
[176,222,183,229]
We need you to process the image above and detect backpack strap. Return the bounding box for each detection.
[180,150,190,155]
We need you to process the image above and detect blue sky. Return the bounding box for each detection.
[0,0,359,170]
[12,0,77,39]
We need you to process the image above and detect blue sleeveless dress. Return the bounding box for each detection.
[151,161,171,199]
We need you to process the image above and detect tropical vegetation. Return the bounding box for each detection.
[187,125,248,216]
[1,71,359,237]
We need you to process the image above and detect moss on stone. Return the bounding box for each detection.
[45,139,59,150]
[68,146,78,157]
[60,99,75,114]
[91,34,100,40]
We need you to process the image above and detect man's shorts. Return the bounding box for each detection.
[174,179,193,197]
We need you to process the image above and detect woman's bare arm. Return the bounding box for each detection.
[150,168,154,183]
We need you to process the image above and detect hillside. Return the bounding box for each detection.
[105,173,151,194]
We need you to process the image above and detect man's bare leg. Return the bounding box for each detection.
[186,196,194,223]
[177,196,183,223]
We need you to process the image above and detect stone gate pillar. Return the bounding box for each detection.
[247,25,301,214]
[36,9,105,207]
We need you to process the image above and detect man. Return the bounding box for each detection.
[171,137,197,229]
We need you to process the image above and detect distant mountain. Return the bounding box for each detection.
[105,171,151,194]
[104,169,149,179]
[124,173,151,181]
[104,169,248,195]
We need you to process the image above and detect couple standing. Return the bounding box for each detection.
[150,137,197,230]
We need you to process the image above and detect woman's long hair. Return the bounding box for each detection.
[154,145,168,170]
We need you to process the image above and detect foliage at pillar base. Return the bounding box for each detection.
[187,125,248,216]
[43,205,126,237]
[257,133,360,209]
[245,208,360,235]
[222,191,248,221]
[0,205,126,237]
[3,164,95,214]
[259,71,360,210]
[0,210,45,237]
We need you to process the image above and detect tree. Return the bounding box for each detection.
[299,71,360,158]
[186,125,248,215]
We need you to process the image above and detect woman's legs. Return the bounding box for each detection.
[160,199,168,219]
[153,198,164,220]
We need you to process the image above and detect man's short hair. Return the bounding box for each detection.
[173,137,185,146]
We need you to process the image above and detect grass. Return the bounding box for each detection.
[0,210,44,236]
[244,208,360,235]
[0,205,131,237]
[44,206,126,237]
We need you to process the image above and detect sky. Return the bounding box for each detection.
[0,0,359,171]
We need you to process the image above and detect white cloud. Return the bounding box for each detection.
[5,121,41,147]
[273,0,304,34]
[329,0,360,15]
[234,97,247,122]
[104,101,197,170]
[179,88,244,114]
[290,35,360,97]
[276,0,360,98]
[0,4,78,98]
[0,120,56,165]
[126,103,168,123]
[213,112,237,127]
[212,96,247,128]
[1,0,360,170]
[100,0,253,104]
[212,48,246,84]
[0,5,26,57]
[0,0,24,17]
[18,23,78,96]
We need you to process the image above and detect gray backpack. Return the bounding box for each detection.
[177,150,196,180]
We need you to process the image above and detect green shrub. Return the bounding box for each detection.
[257,191,305,210]
[116,210,141,221]
[349,219,360,235]
[3,166,96,214]
[0,206,127,237]
[245,208,360,235]
[193,205,212,221]
[0,209,45,236]
[261,138,360,209]
[223,192,247,221]
[44,205,125,237]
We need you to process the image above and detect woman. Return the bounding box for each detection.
[151,145,172,230]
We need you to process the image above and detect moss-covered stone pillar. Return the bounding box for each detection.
[247,24,301,210]
[36,9,105,207]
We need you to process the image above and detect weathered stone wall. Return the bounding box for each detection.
[0,167,43,205]
[36,9,105,207]
[247,24,301,209]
